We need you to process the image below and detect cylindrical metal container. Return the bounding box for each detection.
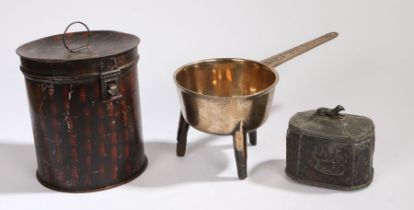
[16,22,147,192]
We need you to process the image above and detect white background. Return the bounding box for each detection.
[0,0,413,209]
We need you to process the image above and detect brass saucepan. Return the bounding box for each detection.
[174,32,338,179]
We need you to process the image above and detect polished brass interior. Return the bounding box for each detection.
[175,59,277,97]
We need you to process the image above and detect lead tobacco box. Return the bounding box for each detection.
[285,105,375,190]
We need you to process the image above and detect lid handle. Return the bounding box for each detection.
[62,21,91,53]
[316,105,345,118]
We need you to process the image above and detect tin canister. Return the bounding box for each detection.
[16,22,147,192]
[285,105,374,190]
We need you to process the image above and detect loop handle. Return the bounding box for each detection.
[62,21,91,53]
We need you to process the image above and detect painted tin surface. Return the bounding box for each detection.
[285,105,375,190]
[17,25,147,192]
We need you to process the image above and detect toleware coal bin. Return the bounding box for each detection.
[174,32,338,179]
[286,105,375,190]
[16,22,147,192]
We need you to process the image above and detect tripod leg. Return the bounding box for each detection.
[176,113,189,157]
[248,130,257,146]
[232,122,247,179]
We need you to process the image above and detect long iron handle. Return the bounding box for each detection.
[261,32,338,68]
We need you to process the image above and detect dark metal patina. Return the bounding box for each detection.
[16,22,147,192]
[285,105,375,190]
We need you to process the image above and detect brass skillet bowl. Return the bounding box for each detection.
[175,57,278,135]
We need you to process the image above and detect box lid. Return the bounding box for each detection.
[288,105,374,142]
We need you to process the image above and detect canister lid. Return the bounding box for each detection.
[16,22,139,63]
[288,105,374,142]
[17,22,140,79]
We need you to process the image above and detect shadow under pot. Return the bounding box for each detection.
[16,22,147,192]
